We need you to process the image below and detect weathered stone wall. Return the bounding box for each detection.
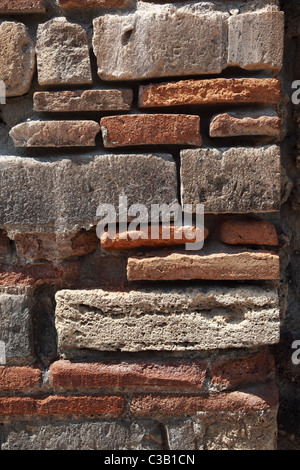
[0,0,297,450]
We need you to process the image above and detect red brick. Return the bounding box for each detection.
[130,381,279,417]
[210,350,275,390]
[100,114,202,148]
[0,367,41,392]
[50,359,207,390]
[58,0,131,8]
[139,78,281,108]
[0,262,79,287]
[0,395,125,417]
[219,218,278,246]
[0,0,46,14]
[101,225,209,250]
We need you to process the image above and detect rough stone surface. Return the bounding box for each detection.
[59,0,132,8]
[0,366,41,391]
[36,18,92,86]
[210,111,281,138]
[93,3,229,80]
[55,285,280,354]
[127,244,280,281]
[1,420,164,450]
[0,22,35,97]
[139,78,281,108]
[0,288,33,364]
[9,121,100,148]
[0,154,178,233]
[0,0,45,14]
[100,225,208,250]
[100,114,202,148]
[228,10,284,72]
[180,146,281,213]
[219,218,278,246]
[33,90,133,112]
[50,359,207,391]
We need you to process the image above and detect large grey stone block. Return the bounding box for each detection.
[93,2,229,80]
[180,146,281,213]
[0,288,33,364]
[0,154,178,233]
[55,285,280,356]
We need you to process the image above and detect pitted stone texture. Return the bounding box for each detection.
[36,18,92,86]
[0,154,178,233]
[0,288,33,365]
[55,285,280,355]
[0,22,35,97]
[228,10,284,72]
[210,111,281,138]
[59,0,133,8]
[1,420,164,450]
[180,146,281,213]
[127,245,280,281]
[139,79,281,108]
[93,3,229,80]
[101,114,202,148]
[9,121,100,148]
[0,0,45,14]
[33,90,133,112]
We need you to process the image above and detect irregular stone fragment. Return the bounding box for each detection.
[219,218,278,246]
[210,111,281,138]
[59,0,132,8]
[36,18,92,86]
[228,10,284,72]
[0,22,35,97]
[0,0,45,14]
[0,154,178,232]
[127,244,280,281]
[93,3,229,80]
[9,121,100,148]
[55,285,280,354]
[139,78,281,108]
[0,288,33,364]
[33,89,133,112]
[101,225,208,250]
[180,146,281,213]
[100,114,202,148]
[1,420,164,450]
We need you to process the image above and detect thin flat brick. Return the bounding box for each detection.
[210,349,275,391]
[100,114,202,148]
[36,18,92,86]
[0,395,125,417]
[180,146,281,213]
[0,0,46,13]
[210,111,281,138]
[59,0,132,8]
[0,22,35,97]
[9,121,100,148]
[130,382,279,417]
[219,218,278,246]
[100,225,209,250]
[55,285,280,354]
[50,359,207,390]
[0,263,79,287]
[127,244,280,281]
[33,90,133,113]
[139,78,281,108]
[0,367,41,391]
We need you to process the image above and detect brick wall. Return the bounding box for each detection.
[0,0,297,451]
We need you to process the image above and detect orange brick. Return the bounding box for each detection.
[0,0,45,13]
[219,218,278,246]
[0,367,41,392]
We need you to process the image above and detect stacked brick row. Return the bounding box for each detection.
[0,0,287,450]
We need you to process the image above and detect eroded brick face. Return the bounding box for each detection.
[0,0,293,451]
